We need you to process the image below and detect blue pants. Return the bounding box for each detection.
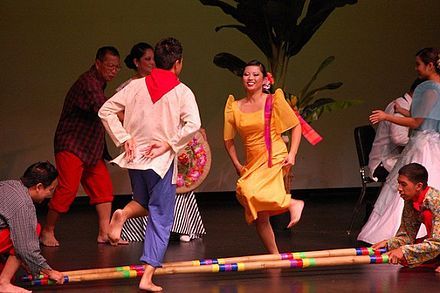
[128,165,176,267]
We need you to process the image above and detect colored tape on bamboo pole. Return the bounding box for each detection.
[28,255,390,286]
[164,247,387,268]
[23,247,388,283]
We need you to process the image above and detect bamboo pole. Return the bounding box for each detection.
[23,247,386,281]
[163,247,386,268]
[30,254,389,286]
[22,265,145,282]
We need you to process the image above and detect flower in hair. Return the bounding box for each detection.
[267,72,274,85]
[263,72,275,92]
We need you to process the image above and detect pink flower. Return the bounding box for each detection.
[188,169,201,181]
[177,174,184,187]
[193,145,205,154]
[188,137,198,147]
[197,155,207,166]
[266,72,274,85]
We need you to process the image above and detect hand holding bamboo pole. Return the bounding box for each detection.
[29,254,389,286]
[23,247,387,282]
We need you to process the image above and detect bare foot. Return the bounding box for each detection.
[108,209,126,246]
[97,238,129,245]
[0,283,32,292]
[39,231,60,247]
[139,281,163,292]
[287,199,304,228]
[435,266,440,273]
[139,265,162,292]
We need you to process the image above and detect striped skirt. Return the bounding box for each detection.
[121,191,206,242]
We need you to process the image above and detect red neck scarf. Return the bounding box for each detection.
[145,68,180,104]
[412,186,433,237]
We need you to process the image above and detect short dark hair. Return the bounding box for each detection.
[398,163,428,188]
[96,46,120,61]
[124,42,154,70]
[154,37,183,70]
[20,161,58,188]
[409,78,425,93]
[243,60,268,77]
[416,47,440,74]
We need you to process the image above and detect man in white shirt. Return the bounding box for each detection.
[368,79,423,182]
[99,37,201,292]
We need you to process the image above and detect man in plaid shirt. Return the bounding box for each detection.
[40,47,121,247]
[0,162,64,292]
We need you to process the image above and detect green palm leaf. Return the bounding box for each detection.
[299,56,336,99]
[213,53,247,76]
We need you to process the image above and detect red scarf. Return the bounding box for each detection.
[412,186,433,237]
[145,68,180,103]
[293,110,323,146]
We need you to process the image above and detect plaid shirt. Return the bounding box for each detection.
[0,180,51,275]
[54,66,109,166]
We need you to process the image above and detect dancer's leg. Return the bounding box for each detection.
[0,255,31,293]
[95,202,112,244]
[140,167,175,290]
[40,209,61,247]
[287,198,304,228]
[42,151,82,247]
[139,264,162,292]
[255,212,279,254]
[108,200,147,245]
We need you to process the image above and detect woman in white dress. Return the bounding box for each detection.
[358,48,440,244]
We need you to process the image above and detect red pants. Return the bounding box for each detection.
[49,151,113,213]
[0,224,41,256]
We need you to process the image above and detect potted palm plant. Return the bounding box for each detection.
[200,0,360,124]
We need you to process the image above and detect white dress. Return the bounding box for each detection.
[358,80,440,244]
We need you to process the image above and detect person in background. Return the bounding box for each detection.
[40,46,122,247]
[0,162,65,292]
[368,79,423,182]
[116,42,155,92]
[358,48,440,244]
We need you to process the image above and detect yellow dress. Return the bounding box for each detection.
[224,89,300,224]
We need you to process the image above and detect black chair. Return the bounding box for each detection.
[347,125,377,235]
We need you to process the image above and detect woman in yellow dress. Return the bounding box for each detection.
[224,60,304,253]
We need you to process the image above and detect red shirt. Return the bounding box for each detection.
[412,186,433,237]
[54,66,109,166]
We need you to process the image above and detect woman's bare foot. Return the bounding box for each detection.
[435,266,440,273]
[0,283,31,293]
[108,209,127,246]
[39,230,60,247]
[287,199,304,228]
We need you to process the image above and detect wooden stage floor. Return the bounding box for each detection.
[23,190,440,292]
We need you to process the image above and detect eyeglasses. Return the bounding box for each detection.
[103,63,121,72]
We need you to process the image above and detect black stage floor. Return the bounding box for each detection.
[22,189,440,292]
